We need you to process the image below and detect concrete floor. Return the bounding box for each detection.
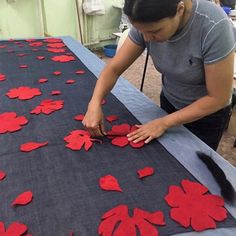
[94,50,236,167]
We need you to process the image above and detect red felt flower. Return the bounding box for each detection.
[0,222,28,236]
[0,171,6,181]
[47,48,66,53]
[12,191,33,206]
[37,56,45,60]
[20,141,48,152]
[0,73,6,81]
[51,90,61,96]
[19,64,28,68]
[66,79,75,84]
[64,130,102,151]
[107,124,145,148]
[53,71,62,76]
[75,70,85,75]
[31,99,64,115]
[51,55,75,63]
[137,167,155,179]
[44,38,62,43]
[6,86,42,100]
[106,115,119,123]
[29,42,43,47]
[98,205,165,236]
[47,43,65,48]
[164,179,228,232]
[38,78,48,83]
[74,114,85,121]
[99,175,123,192]
[0,112,28,134]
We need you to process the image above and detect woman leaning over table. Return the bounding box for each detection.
[83,0,235,151]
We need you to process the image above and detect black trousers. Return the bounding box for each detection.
[160,92,231,151]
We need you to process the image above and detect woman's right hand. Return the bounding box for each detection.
[82,102,106,137]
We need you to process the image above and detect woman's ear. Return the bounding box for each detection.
[176,1,185,17]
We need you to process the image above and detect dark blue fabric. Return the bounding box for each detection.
[0,39,235,236]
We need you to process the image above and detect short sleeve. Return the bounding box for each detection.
[202,18,236,64]
[128,26,146,48]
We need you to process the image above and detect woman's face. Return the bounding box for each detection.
[132,15,182,42]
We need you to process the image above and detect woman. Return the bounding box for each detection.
[83,0,235,150]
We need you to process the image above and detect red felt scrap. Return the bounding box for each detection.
[0,45,7,49]
[8,49,15,53]
[75,70,85,75]
[0,112,28,134]
[107,124,145,148]
[0,171,6,181]
[12,191,33,206]
[0,73,6,81]
[51,90,61,96]
[44,38,62,43]
[64,130,102,151]
[53,71,62,76]
[99,175,123,192]
[101,99,106,105]
[74,114,85,121]
[137,167,155,179]
[32,48,39,52]
[19,64,28,68]
[25,39,36,42]
[30,99,64,115]
[98,204,165,236]
[6,86,42,100]
[29,42,43,47]
[37,56,45,60]
[47,43,65,48]
[0,222,28,236]
[51,55,75,63]
[17,53,26,57]
[165,179,228,232]
[38,78,48,83]
[106,115,119,123]
[20,141,48,152]
[47,48,66,53]
[66,79,75,84]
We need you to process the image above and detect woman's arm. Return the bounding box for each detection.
[128,51,234,143]
[83,37,144,136]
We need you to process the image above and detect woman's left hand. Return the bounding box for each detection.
[127,118,169,144]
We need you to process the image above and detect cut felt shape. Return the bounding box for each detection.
[101,99,106,105]
[164,179,228,232]
[64,130,102,151]
[20,142,48,152]
[47,43,65,48]
[106,115,119,123]
[17,53,27,57]
[19,65,28,68]
[0,73,6,81]
[75,70,85,75]
[53,71,62,76]
[25,39,36,42]
[37,56,45,60]
[29,42,43,47]
[74,114,85,121]
[66,79,75,84]
[0,222,28,236]
[12,191,33,207]
[32,48,39,52]
[38,78,48,83]
[98,204,165,236]
[137,167,155,179]
[99,175,123,192]
[44,38,62,43]
[6,86,42,100]
[0,45,7,49]
[51,55,75,63]
[30,99,64,115]
[0,171,6,181]
[0,112,28,134]
[51,90,61,96]
[47,48,66,53]
[107,124,145,148]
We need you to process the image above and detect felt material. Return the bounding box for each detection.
[137,167,155,179]
[20,142,48,152]
[6,87,42,100]
[0,171,6,181]
[0,39,235,235]
[12,191,33,207]
[99,175,123,192]
[0,222,28,236]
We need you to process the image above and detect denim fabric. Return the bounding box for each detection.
[0,40,235,236]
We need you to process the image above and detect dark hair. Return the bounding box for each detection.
[124,0,181,23]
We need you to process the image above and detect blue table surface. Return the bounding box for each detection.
[61,36,236,236]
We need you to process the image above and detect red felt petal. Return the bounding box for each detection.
[106,115,119,123]
[108,124,131,136]
[0,171,6,181]
[44,38,62,43]
[66,80,75,84]
[74,114,85,121]
[47,48,65,53]
[170,207,191,228]
[129,140,145,148]
[75,70,85,75]
[32,48,39,52]
[29,42,43,47]
[51,55,75,63]
[17,53,26,57]
[37,56,45,60]
[99,175,123,192]
[38,78,48,83]
[47,43,65,48]
[53,71,62,76]
[19,64,28,68]
[6,222,28,235]
[182,179,208,195]
[0,73,6,81]
[20,142,48,152]
[51,90,61,95]
[137,167,155,179]
[12,191,33,206]
[112,136,129,147]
